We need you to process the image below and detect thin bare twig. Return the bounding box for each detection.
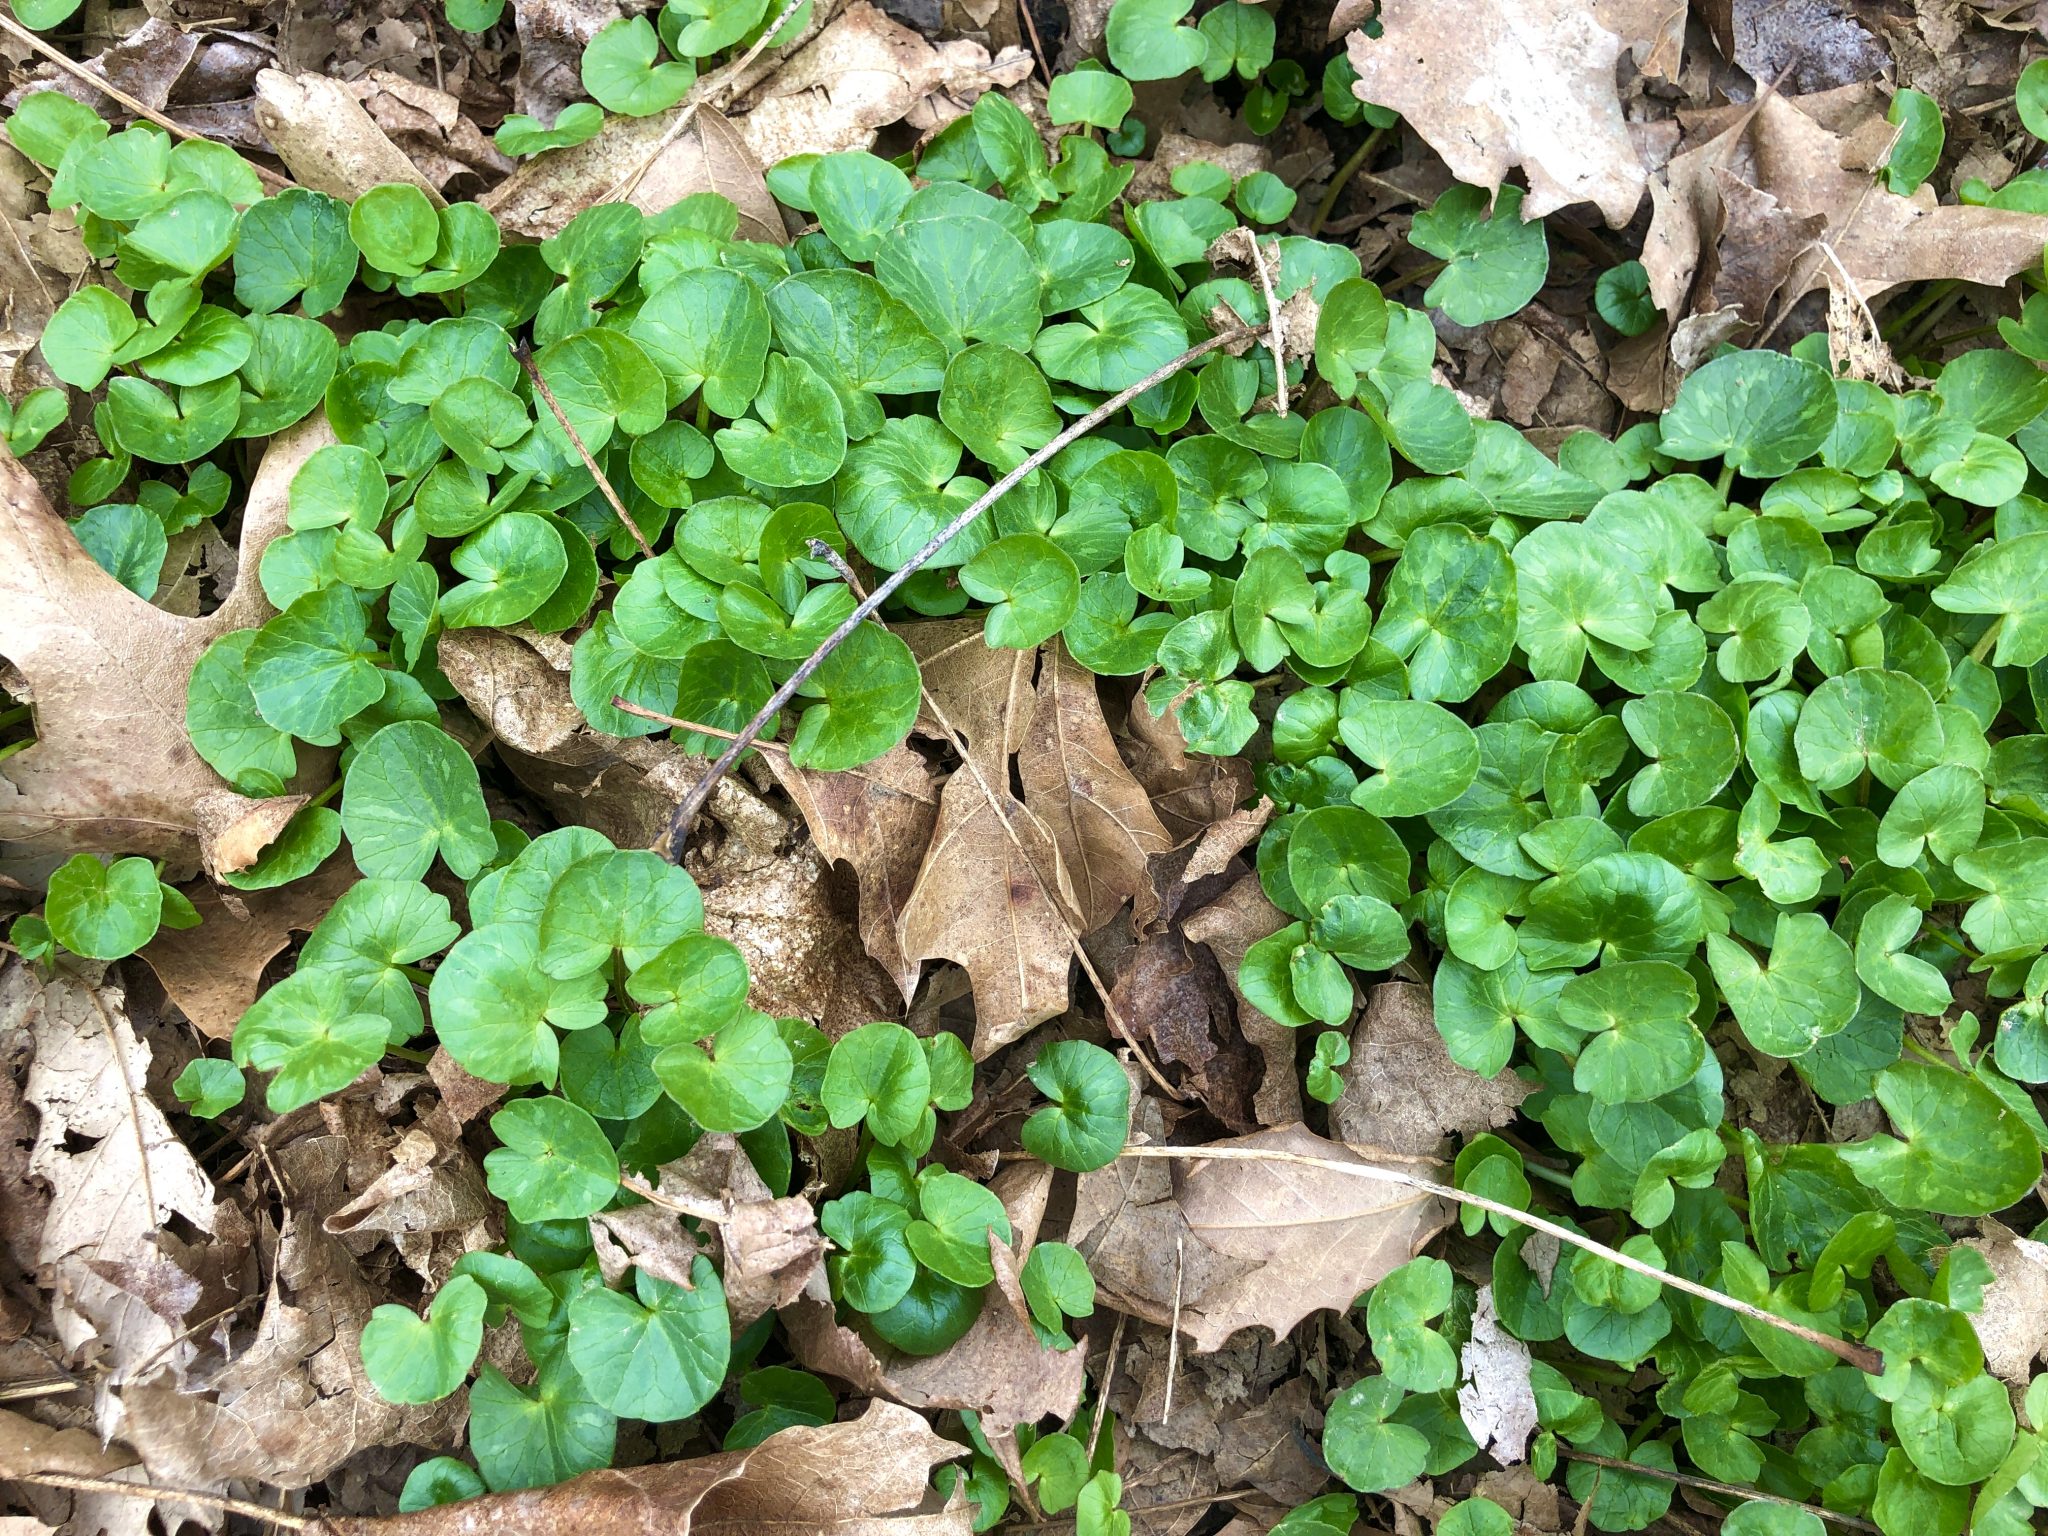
[1162,1231,1186,1420]
[4,1472,311,1529]
[512,342,656,561]
[803,541,1186,1103]
[1117,1145,1885,1374]
[610,698,790,752]
[1557,1452,1880,1533]
[1016,0,1053,85]
[1244,234,1288,417]
[597,0,809,206]
[659,322,1256,859]
[0,11,293,193]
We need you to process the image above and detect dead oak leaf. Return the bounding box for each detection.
[0,416,331,874]
[1343,0,1655,227]
[1330,982,1531,1158]
[1068,1124,1454,1353]
[309,1400,970,1536]
[1019,640,1173,933]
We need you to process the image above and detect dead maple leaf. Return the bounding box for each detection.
[308,1400,969,1536]
[1067,1123,1454,1353]
[9,963,217,1432]
[1343,0,1665,227]
[137,858,357,1040]
[1330,982,1531,1158]
[0,417,332,874]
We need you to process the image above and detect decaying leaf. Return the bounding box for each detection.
[0,1406,136,1479]
[481,104,783,243]
[1344,0,1661,226]
[11,963,216,1430]
[138,858,357,1039]
[645,1135,824,1326]
[1330,982,1531,1158]
[1183,875,1301,1127]
[1962,1223,2048,1385]
[1121,696,1254,848]
[0,418,332,874]
[1068,1123,1455,1353]
[729,1,1033,168]
[1458,1284,1539,1465]
[253,70,444,203]
[308,1401,970,1536]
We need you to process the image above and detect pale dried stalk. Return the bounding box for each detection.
[610,698,791,753]
[1557,1451,1880,1532]
[1118,1144,1885,1374]
[660,322,1256,858]
[0,12,293,192]
[512,343,657,561]
[7,1472,311,1529]
[803,540,1185,1102]
[1245,233,1288,417]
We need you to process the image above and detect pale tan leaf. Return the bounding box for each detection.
[0,416,332,873]
[1330,982,1531,1158]
[1458,1285,1539,1465]
[1344,0,1652,226]
[1018,641,1173,932]
[1068,1124,1454,1353]
[897,773,1073,1058]
[1963,1223,2048,1385]
[310,1401,969,1536]
[646,1135,823,1326]
[480,104,782,243]
[0,1407,135,1479]
[902,620,1036,771]
[138,859,356,1039]
[252,70,444,203]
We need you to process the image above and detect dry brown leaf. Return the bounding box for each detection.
[1019,641,1173,932]
[512,0,621,122]
[1330,982,1531,1158]
[896,773,1073,1058]
[767,742,941,1008]
[1121,695,1254,848]
[1211,1377,1328,1505]
[481,103,782,242]
[782,1177,1086,1439]
[137,857,355,1039]
[321,1126,498,1287]
[310,1400,969,1536]
[1458,1284,1539,1466]
[591,1202,704,1292]
[0,1406,135,1479]
[1068,1124,1455,1352]
[647,1134,823,1326]
[252,70,443,202]
[904,620,1036,769]
[1344,0,1653,226]
[730,0,1033,167]
[1108,934,1252,1130]
[1182,875,1301,1128]
[0,417,331,873]
[1645,90,2048,329]
[1962,1224,2048,1385]
[10,963,216,1429]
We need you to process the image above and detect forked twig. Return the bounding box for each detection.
[0,11,293,193]
[512,342,656,560]
[1118,1144,1885,1374]
[658,322,1255,858]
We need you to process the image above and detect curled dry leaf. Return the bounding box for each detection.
[1121,695,1254,848]
[647,1134,824,1326]
[1458,1284,1540,1466]
[1344,0,1656,227]
[0,417,333,874]
[252,70,444,203]
[1961,1223,2048,1385]
[512,0,622,123]
[0,1406,135,1479]
[138,857,356,1039]
[321,1126,499,1287]
[308,1400,970,1536]
[730,0,1034,167]
[1330,982,1532,1158]
[481,103,783,244]
[1067,1123,1455,1353]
